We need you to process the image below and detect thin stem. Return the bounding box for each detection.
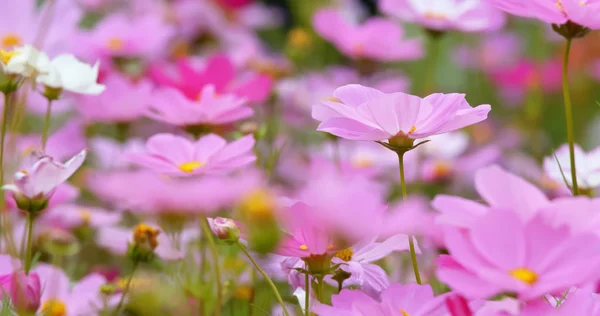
[423,34,441,95]
[0,93,10,254]
[237,241,289,316]
[113,260,139,315]
[41,99,52,151]
[561,38,579,196]
[397,152,422,284]
[316,276,325,303]
[304,272,310,316]
[23,214,34,274]
[200,217,222,316]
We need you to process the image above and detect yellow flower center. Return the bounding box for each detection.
[424,12,447,20]
[1,34,22,48]
[352,157,374,168]
[400,310,410,316]
[41,299,67,316]
[115,277,152,290]
[79,209,92,225]
[0,49,19,64]
[288,28,313,50]
[408,126,417,134]
[510,268,538,285]
[178,161,204,173]
[433,161,451,178]
[299,244,308,250]
[106,37,124,50]
[234,286,254,300]
[556,0,566,13]
[132,223,160,250]
[334,248,354,262]
[322,96,342,103]
[240,190,276,221]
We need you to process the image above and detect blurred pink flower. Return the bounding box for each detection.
[312,84,490,141]
[313,8,422,61]
[128,133,255,176]
[76,73,153,123]
[146,86,252,126]
[73,13,174,60]
[2,150,87,201]
[437,209,600,300]
[491,0,600,28]
[34,264,109,315]
[150,55,273,104]
[314,283,449,315]
[380,0,505,32]
[453,32,522,72]
[329,234,416,297]
[543,143,600,190]
[16,119,86,161]
[96,224,182,260]
[433,165,549,228]
[89,137,145,170]
[0,255,41,313]
[41,204,121,230]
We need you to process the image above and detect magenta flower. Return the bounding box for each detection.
[128,133,255,176]
[380,0,505,32]
[314,283,449,315]
[436,208,600,300]
[34,264,109,315]
[312,84,491,141]
[0,255,41,313]
[329,234,416,297]
[491,0,600,29]
[2,150,87,211]
[76,73,153,123]
[146,86,252,127]
[150,55,273,104]
[433,165,549,228]
[313,8,422,61]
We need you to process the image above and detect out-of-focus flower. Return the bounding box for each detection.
[313,8,422,61]
[34,264,109,316]
[2,150,87,213]
[437,208,600,300]
[312,84,490,141]
[76,74,152,123]
[0,255,41,313]
[543,144,600,191]
[97,224,182,261]
[314,283,449,315]
[453,32,522,72]
[208,217,240,240]
[329,234,415,297]
[147,86,252,127]
[128,133,255,176]
[74,13,174,60]
[433,165,550,228]
[37,54,105,98]
[16,119,86,162]
[380,0,505,32]
[491,0,600,29]
[41,204,121,229]
[0,45,50,78]
[150,55,273,104]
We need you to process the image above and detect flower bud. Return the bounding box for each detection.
[128,223,160,263]
[42,85,62,101]
[40,228,80,257]
[12,192,49,216]
[208,217,240,241]
[0,271,41,313]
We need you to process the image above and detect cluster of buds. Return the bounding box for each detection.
[128,223,160,263]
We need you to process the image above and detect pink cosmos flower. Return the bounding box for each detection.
[34,264,110,315]
[433,165,550,228]
[2,149,87,202]
[16,119,86,161]
[0,255,41,312]
[149,55,273,104]
[313,9,422,61]
[314,283,449,315]
[544,143,600,190]
[146,86,252,127]
[436,208,600,301]
[312,84,491,141]
[73,13,174,60]
[76,73,153,123]
[41,204,121,229]
[329,234,416,297]
[89,137,145,170]
[128,133,255,176]
[380,0,505,32]
[491,0,600,29]
[96,224,182,260]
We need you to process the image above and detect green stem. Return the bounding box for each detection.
[561,38,579,196]
[423,34,441,95]
[316,276,325,303]
[200,217,222,316]
[304,272,310,316]
[23,213,34,274]
[41,99,52,151]
[397,152,422,285]
[0,93,10,253]
[113,260,139,315]
[237,241,290,316]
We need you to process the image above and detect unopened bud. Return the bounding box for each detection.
[42,85,62,101]
[128,223,160,262]
[208,217,240,241]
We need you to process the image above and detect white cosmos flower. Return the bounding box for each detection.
[0,45,51,78]
[37,54,105,95]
